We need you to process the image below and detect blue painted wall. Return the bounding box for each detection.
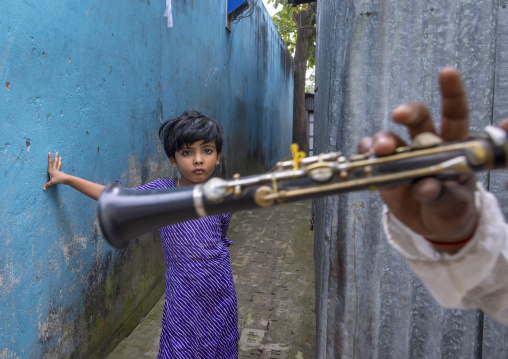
[0,0,292,357]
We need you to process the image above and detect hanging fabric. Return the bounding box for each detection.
[164,0,173,27]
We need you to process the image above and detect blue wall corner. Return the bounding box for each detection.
[0,0,292,356]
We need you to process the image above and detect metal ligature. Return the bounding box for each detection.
[97,126,508,248]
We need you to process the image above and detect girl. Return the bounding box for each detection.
[43,111,239,358]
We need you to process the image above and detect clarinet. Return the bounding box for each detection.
[98,126,508,248]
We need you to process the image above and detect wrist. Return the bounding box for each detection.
[423,235,473,246]
[423,225,477,254]
[61,173,74,185]
[423,189,480,252]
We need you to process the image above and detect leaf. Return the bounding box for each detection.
[266,0,316,70]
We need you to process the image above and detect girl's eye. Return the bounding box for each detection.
[181,151,191,156]
[204,149,213,154]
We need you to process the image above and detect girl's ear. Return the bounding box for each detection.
[215,151,222,166]
[170,157,178,168]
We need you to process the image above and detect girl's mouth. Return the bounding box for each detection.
[194,169,204,174]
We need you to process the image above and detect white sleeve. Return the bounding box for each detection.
[382,182,508,325]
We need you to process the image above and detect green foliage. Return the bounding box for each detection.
[305,71,315,93]
[267,0,316,69]
[270,3,297,53]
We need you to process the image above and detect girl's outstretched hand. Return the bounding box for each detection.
[42,152,105,199]
[43,152,68,191]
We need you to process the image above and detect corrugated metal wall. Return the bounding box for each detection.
[313,0,508,358]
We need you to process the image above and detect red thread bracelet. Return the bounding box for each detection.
[423,236,473,246]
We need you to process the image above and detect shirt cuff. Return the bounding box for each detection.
[383,182,491,261]
[382,182,507,308]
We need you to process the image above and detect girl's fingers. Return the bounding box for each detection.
[43,180,52,191]
[392,102,436,139]
[44,152,63,190]
[439,67,470,142]
[54,152,59,169]
[48,152,53,169]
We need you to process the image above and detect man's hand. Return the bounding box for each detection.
[43,152,69,191]
[358,68,479,250]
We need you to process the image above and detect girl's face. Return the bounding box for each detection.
[170,140,221,187]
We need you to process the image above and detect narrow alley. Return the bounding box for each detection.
[107,200,316,358]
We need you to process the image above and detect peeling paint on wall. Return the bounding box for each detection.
[1,0,291,357]
[0,347,19,359]
[61,236,87,263]
[38,306,64,342]
[127,156,143,188]
[0,258,20,296]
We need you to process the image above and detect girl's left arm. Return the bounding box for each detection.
[43,152,105,200]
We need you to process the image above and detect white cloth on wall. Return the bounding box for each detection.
[382,182,508,326]
[164,0,173,27]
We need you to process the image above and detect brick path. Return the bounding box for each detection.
[107,200,316,358]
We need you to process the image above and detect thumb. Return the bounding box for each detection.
[43,180,53,191]
[418,176,477,239]
[411,177,442,204]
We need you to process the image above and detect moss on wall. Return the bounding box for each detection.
[0,1,292,357]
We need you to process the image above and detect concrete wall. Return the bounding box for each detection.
[0,1,293,357]
[313,0,508,358]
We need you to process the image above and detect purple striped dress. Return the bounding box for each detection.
[120,178,239,358]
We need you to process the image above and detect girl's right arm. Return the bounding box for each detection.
[43,152,105,201]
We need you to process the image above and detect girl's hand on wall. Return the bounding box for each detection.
[43,152,69,191]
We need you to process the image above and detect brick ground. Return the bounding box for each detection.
[107,200,316,358]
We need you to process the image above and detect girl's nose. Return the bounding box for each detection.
[194,154,203,164]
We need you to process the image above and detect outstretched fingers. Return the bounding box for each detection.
[44,152,63,191]
[373,131,406,156]
[439,67,470,142]
[392,102,436,140]
[357,136,374,154]
[358,131,407,156]
[48,152,56,168]
[47,152,54,169]
[48,152,62,170]
[56,153,62,171]
[389,68,468,143]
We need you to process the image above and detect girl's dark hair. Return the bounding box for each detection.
[158,110,224,159]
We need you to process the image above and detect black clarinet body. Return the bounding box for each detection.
[98,181,263,249]
[98,126,508,248]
